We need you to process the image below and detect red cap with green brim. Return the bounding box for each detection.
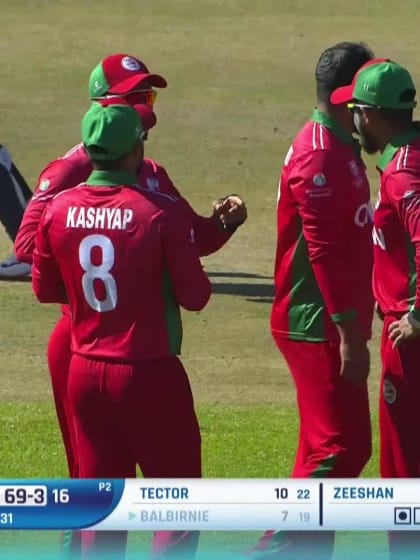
[89,54,167,99]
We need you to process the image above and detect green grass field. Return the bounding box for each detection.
[1,0,419,557]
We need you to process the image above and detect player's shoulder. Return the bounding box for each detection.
[294,120,340,153]
[388,138,420,175]
[287,121,345,171]
[33,146,91,200]
[138,157,181,197]
[287,127,343,174]
[131,183,180,208]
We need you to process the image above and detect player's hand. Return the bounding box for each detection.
[388,313,420,349]
[212,194,247,232]
[339,338,370,386]
[337,320,370,386]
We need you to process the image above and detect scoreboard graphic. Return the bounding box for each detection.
[0,479,418,531]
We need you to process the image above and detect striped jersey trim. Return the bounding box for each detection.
[396,145,410,170]
[311,123,326,150]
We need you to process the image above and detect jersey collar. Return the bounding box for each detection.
[311,108,354,145]
[311,108,361,158]
[377,124,420,172]
[86,170,138,187]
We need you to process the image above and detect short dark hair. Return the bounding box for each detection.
[315,42,374,104]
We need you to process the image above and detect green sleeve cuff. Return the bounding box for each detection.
[330,309,357,323]
[410,306,420,322]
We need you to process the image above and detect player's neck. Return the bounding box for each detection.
[317,102,353,136]
[377,123,412,153]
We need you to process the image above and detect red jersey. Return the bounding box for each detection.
[15,143,231,263]
[31,170,211,361]
[271,109,374,342]
[373,128,420,317]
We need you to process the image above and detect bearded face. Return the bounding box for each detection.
[352,107,380,155]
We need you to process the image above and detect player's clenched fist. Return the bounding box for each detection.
[212,194,247,232]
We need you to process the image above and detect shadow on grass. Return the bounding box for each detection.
[211,282,274,298]
[207,272,272,280]
[208,271,274,301]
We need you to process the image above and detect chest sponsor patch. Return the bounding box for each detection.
[312,173,326,187]
[348,160,360,176]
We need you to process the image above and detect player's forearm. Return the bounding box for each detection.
[191,213,232,257]
[32,252,67,304]
[173,266,212,311]
[15,201,47,263]
[32,273,67,303]
[311,257,357,322]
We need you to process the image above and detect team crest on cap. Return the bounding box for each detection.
[313,173,326,187]
[121,57,142,72]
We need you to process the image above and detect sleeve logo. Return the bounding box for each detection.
[146,178,160,191]
[39,179,50,192]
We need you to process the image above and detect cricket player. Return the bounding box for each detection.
[250,42,375,560]
[331,58,420,560]
[0,144,32,279]
[32,99,211,560]
[15,53,247,484]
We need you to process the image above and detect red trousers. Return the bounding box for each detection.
[275,337,372,479]
[252,336,372,560]
[68,353,201,559]
[380,316,420,559]
[47,314,77,477]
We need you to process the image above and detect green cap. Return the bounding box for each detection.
[353,61,416,109]
[331,60,417,109]
[81,102,145,161]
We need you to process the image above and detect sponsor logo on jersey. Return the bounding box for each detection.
[383,379,397,404]
[146,177,160,191]
[372,226,386,250]
[121,57,142,72]
[39,179,50,192]
[312,173,326,187]
[354,201,373,227]
[348,160,364,187]
[348,160,360,176]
